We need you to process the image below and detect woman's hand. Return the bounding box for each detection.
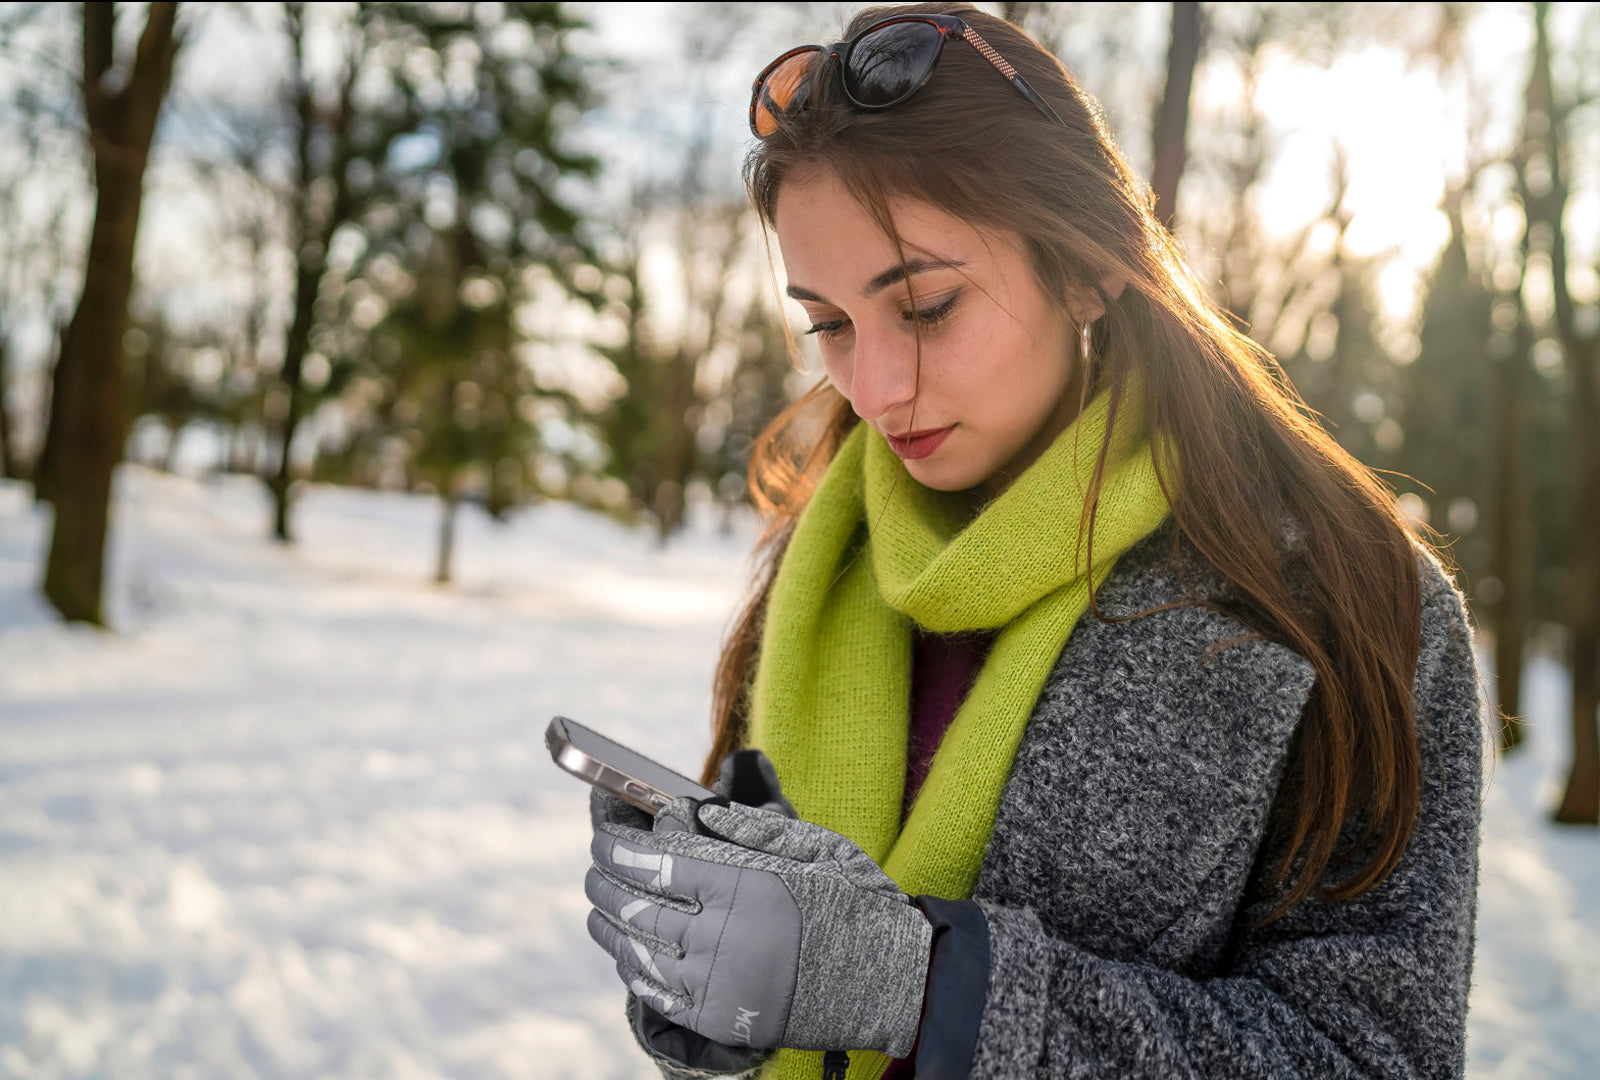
[586,751,796,1077]
[585,795,934,1058]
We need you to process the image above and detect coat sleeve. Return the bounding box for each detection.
[912,557,1486,1080]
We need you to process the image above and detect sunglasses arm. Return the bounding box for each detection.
[1011,76,1066,127]
[958,24,1067,129]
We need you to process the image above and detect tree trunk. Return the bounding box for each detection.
[270,4,320,543]
[1488,337,1532,752]
[1522,1,1600,822]
[1552,337,1600,823]
[1555,615,1600,823]
[161,422,181,473]
[269,2,357,543]
[654,348,699,544]
[1488,266,1534,752]
[0,331,17,479]
[33,319,68,501]
[270,241,317,541]
[436,489,458,585]
[1150,1,1202,232]
[41,2,181,625]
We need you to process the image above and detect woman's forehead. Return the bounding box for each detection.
[773,171,1017,298]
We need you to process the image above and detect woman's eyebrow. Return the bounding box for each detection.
[786,256,968,304]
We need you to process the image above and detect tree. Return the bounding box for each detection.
[369,235,541,583]
[597,200,754,543]
[707,289,802,533]
[201,115,286,477]
[588,3,794,543]
[337,1,601,582]
[0,2,85,483]
[1397,177,1515,744]
[36,2,182,625]
[267,0,367,542]
[1150,1,1203,231]
[1520,2,1600,825]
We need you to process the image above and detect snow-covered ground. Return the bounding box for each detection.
[0,467,1595,1079]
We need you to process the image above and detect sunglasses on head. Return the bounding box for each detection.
[749,12,1066,138]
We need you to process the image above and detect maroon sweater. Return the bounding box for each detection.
[883,626,996,1079]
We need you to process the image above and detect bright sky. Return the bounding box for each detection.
[1,1,1585,394]
[573,2,1552,336]
[1188,2,1536,328]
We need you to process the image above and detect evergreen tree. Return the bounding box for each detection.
[336,1,601,581]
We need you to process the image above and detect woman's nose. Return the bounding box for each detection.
[845,329,919,423]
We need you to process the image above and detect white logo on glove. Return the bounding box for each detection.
[731,1005,761,1045]
[612,846,674,890]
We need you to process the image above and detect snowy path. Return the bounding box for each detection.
[0,469,752,1080]
[1467,653,1600,1079]
[0,468,1595,1079]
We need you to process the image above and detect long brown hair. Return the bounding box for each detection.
[706,2,1440,928]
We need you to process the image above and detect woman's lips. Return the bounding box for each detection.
[885,425,955,460]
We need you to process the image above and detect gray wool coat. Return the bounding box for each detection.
[625,514,1486,1080]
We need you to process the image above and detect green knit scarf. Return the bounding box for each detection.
[747,381,1173,1080]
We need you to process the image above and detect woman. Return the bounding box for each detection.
[582,5,1486,1079]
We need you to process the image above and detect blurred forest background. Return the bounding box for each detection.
[0,0,1597,828]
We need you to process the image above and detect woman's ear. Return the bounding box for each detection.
[1065,274,1126,325]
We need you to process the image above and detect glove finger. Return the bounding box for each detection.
[592,822,809,1043]
[617,957,693,1025]
[718,750,798,819]
[830,841,907,897]
[630,992,773,1076]
[585,862,698,950]
[591,825,684,890]
[697,803,903,898]
[587,907,691,1012]
[747,751,798,819]
[591,787,652,832]
[694,801,823,862]
[652,795,704,835]
[759,796,798,818]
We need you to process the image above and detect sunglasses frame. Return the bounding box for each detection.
[749,13,1066,138]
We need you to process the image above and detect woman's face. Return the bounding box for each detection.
[774,168,1094,501]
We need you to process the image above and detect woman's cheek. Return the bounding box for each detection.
[822,348,853,403]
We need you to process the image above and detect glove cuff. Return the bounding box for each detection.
[876,902,935,1058]
[626,990,773,1080]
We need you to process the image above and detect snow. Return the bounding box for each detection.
[1468,652,1600,1079]
[0,467,755,1080]
[0,466,1595,1079]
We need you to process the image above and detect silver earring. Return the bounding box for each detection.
[1080,320,1093,362]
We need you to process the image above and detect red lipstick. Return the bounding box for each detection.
[885,425,955,460]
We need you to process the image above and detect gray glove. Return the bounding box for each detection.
[713,749,797,820]
[590,787,771,1079]
[585,795,933,1058]
[589,751,797,1078]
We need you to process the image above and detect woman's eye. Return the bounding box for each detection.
[803,292,958,343]
[805,318,850,343]
[903,292,959,328]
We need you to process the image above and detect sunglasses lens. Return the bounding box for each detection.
[843,21,944,107]
[753,49,817,137]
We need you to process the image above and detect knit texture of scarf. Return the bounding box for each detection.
[749,382,1174,1080]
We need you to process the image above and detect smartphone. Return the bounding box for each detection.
[545,715,718,814]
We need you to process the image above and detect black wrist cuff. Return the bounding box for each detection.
[909,895,991,1080]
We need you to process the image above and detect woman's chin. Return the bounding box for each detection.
[901,456,989,495]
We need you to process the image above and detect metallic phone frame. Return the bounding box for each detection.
[545,715,714,814]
